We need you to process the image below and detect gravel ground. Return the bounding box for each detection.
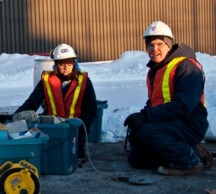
[40,141,216,194]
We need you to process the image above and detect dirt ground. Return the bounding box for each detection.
[40,141,216,194]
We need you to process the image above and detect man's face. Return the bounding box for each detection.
[56,60,74,76]
[146,39,171,63]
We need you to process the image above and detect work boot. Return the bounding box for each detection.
[158,148,202,176]
[78,157,86,168]
[194,144,212,168]
[158,163,202,176]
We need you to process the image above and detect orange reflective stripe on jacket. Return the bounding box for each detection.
[147,57,206,107]
[42,71,87,118]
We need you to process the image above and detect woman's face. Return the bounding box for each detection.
[146,39,171,63]
[56,60,74,76]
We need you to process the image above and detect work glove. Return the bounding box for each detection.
[12,110,38,123]
[123,112,146,132]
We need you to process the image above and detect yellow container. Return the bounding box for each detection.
[0,160,40,194]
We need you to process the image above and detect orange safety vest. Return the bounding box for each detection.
[42,71,87,118]
[146,56,206,107]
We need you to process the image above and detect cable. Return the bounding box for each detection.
[67,118,119,181]
[53,115,65,123]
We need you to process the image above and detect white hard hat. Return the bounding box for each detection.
[143,21,174,39]
[52,43,77,60]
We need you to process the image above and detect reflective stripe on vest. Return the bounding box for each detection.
[162,56,187,103]
[43,72,57,115]
[42,71,87,118]
[147,57,205,107]
[69,73,84,117]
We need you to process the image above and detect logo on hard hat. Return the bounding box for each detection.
[61,48,69,53]
[151,26,156,31]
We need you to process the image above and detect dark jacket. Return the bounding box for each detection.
[142,44,208,132]
[15,76,97,130]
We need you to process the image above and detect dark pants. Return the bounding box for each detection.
[78,134,86,159]
[128,119,208,169]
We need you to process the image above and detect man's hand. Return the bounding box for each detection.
[123,112,146,131]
